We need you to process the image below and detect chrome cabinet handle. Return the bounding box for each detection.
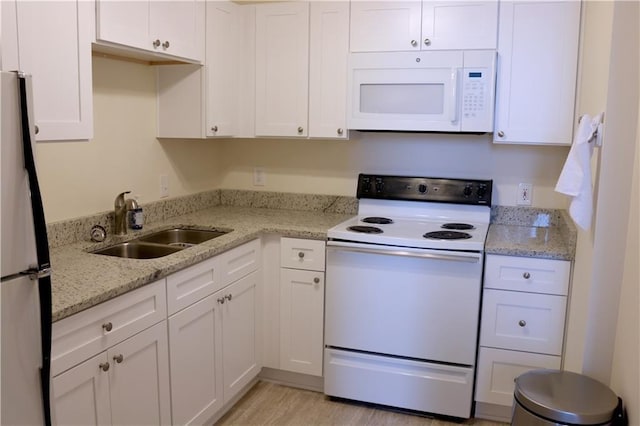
[99,362,110,372]
[211,125,218,133]
[424,38,431,46]
[297,126,304,134]
[217,297,225,304]
[410,40,418,47]
[102,322,113,332]
[313,277,320,284]
[153,39,161,48]
[497,130,505,138]
[162,40,170,49]
[523,272,531,279]
[337,128,344,135]
[225,294,233,301]
[113,354,124,364]
[298,251,305,259]
[518,320,527,327]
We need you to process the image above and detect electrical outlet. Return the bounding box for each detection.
[253,167,266,186]
[160,174,169,198]
[517,183,533,206]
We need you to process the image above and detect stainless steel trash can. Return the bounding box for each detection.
[512,370,619,425]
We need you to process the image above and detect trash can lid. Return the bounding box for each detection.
[514,370,618,425]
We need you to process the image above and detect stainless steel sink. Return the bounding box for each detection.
[91,227,230,259]
[138,228,228,247]
[92,241,184,259]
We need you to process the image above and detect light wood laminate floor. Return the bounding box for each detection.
[216,381,508,426]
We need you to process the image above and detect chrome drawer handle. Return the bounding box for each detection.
[99,362,110,372]
[102,322,113,332]
[519,320,527,327]
[217,297,225,304]
[225,294,233,301]
[113,354,124,364]
[523,272,531,279]
[298,251,305,259]
[314,277,320,284]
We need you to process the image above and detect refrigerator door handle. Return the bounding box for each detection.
[17,72,53,426]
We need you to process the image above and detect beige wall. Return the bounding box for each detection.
[218,133,570,208]
[35,56,223,222]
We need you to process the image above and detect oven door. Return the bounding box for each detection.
[325,242,483,366]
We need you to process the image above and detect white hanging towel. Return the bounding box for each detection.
[555,113,603,230]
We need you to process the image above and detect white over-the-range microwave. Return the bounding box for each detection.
[347,50,497,133]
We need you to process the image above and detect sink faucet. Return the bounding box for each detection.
[114,191,133,236]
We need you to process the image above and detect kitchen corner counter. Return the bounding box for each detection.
[50,205,352,322]
[485,207,577,261]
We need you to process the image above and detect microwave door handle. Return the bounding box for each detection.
[450,69,459,124]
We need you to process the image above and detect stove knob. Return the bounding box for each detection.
[477,185,487,198]
[418,184,427,194]
[463,185,473,197]
[375,179,384,193]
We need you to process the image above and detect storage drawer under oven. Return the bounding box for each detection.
[324,245,483,365]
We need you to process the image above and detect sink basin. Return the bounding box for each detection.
[137,228,228,247]
[92,241,184,259]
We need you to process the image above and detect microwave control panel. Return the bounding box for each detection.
[462,69,491,128]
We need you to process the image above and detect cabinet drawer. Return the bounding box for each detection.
[167,256,220,315]
[475,347,560,407]
[484,255,570,295]
[218,239,261,286]
[480,289,566,355]
[280,237,325,271]
[52,280,167,376]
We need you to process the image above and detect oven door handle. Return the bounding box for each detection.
[326,243,481,263]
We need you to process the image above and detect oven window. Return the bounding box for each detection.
[360,83,445,114]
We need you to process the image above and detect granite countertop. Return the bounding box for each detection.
[485,207,577,261]
[50,192,577,323]
[50,205,352,322]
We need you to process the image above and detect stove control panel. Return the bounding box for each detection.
[357,174,492,206]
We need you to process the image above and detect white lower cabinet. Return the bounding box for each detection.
[279,238,326,377]
[475,254,571,417]
[52,320,171,425]
[167,239,261,425]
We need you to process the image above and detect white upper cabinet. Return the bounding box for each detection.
[96,0,205,63]
[494,1,581,145]
[255,2,310,137]
[350,1,498,52]
[206,0,240,137]
[308,2,350,139]
[13,0,93,141]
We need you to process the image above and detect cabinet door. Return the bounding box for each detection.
[475,347,560,406]
[15,0,93,140]
[96,0,150,51]
[169,295,223,425]
[108,321,171,426]
[52,353,112,426]
[421,1,498,50]
[350,1,422,52]
[206,0,239,137]
[150,0,205,62]
[308,2,349,139]
[280,269,325,376]
[221,271,261,403]
[494,1,581,145]
[255,2,309,137]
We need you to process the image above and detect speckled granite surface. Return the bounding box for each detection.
[48,191,575,322]
[486,207,576,260]
[49,205,353,322]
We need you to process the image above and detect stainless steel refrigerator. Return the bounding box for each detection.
[1,70,53,425]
